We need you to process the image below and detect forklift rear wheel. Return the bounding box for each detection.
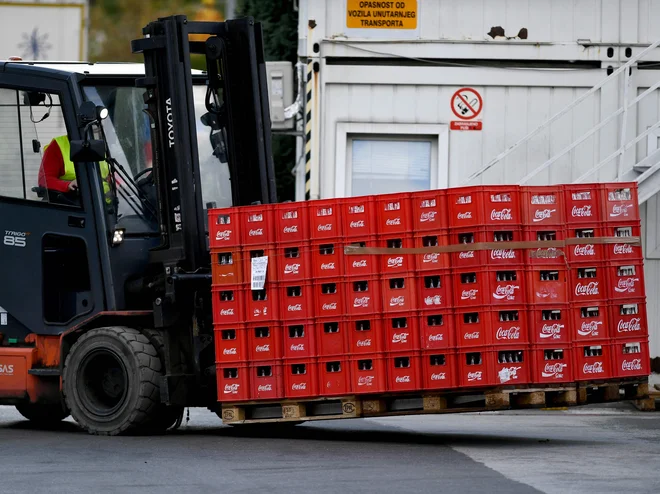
[15,402,69,425]
[62,326,163,436]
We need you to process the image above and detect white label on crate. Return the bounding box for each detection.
[251,256,268,290]
[498,366,521,383]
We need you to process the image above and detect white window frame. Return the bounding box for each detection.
[334,122,449,198]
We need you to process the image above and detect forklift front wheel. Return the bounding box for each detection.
[62,326,163,436]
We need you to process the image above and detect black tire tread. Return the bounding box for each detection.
[62,326,162,436]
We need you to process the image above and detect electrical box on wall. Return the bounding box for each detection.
[265,61,294,130]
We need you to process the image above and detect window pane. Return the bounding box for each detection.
[0,88,23,199]
[351,138,431,196]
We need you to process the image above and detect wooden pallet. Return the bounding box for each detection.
[219,378,650,424]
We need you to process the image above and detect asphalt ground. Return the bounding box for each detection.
[0,403,658,494]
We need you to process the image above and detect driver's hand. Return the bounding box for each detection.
[68,179,78,192]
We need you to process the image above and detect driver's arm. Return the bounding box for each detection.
[38,141,73,193]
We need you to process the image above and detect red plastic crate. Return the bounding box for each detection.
[343,236,378,278]
[489,307,529,346]
[240,206,275,245]
[315,319,348,357]
[275,244,312,283]
[319,358,352,396]
[531,346,574,384]
[609,299,648,339]
[350,355,387,394]
[566,225,605,264]
[523,226,567,265]
[421,351,457,390]
[563,184,602,223]
[526,267,568,305]
[569,263,608,303]
[376,193,413,235]
[245,284,279,322]
[278,283,314,321]
[344,277,381,316]
[274,202,309,244]
[283,359,319,398]
[485,227,525,266]
[483,186,522,226]
[212,286,245,324]
[212,250,243,285]
[604,223,642,261]
[249,362,284,401]
[387,353,422,392]
[313,280,345,319]
[382,274,417,313]
[217,364,249,402]
[455,307,489,348]
[379,235,414,274]
[414,232,450,271]
[214,324,248,363]
[607,262,646,300]
[311,240,344,279]
[493,348,530,386]
[384,314,420,353]
[340,196,377,238]
[458,349,493,388]
[247,323,283,361]
[412,190,448,231]
[574,342,613,381]
[348,318,385,354]
[601,182,639,222]
[419,312,455,350]
[521,185,565,226]
[528,305,571,344]
[242,245,277,285]
[448,186,486,228]
[486,268,525,306]
[282,320,316,359]
[309,199,341,240]
[417,270,453,311]
[449,228,487,268]
[209,207,240,248]
[612,339,650,378]
[571,304,609,342]
[452,269,486,308]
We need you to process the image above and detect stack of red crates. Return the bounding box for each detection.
[209,182,649,404]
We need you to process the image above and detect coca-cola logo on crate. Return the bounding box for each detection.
[420,211,437,223]
[467,371,482,381]
[573,245,595,256]
[577,321,602,337]
[613,244,633,255]
[571,205,592,218]
[621,359,642,372]
[490,208,512,221]
[541,363,567,378]
[491,249,516,260]
[533,209,556,222]
[257,384,273,392]
[575,282,599,297]
[582,362,604,374]
[610,204,633,218]
[614,278,639,293]
[495,327,520,340]
[492,285,518,300]
[215,230,232,241]
[283,225,298,234]
[617,318,641,333]
[540,323,564,339]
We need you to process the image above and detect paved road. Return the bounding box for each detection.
[0,404,659,493]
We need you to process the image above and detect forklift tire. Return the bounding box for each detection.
[15,402,69,425]
[62,326,163,436]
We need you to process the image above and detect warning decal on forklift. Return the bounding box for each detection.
[251,257,268,290]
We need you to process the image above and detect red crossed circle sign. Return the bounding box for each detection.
[451,88,483,120]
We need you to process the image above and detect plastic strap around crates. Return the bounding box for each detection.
[343,236,641,255]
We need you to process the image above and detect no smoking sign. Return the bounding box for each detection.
[450,88,483,131]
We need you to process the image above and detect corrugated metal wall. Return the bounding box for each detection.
[326,0,660,43]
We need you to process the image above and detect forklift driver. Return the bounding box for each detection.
[38,134,112,205]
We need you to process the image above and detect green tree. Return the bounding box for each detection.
[237,0,299,202]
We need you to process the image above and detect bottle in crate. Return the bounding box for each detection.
[600,182,639,222]
[605,223,642,261]
[311,240,344,279]
[348,318,385,354]
[452,269,486,308]
[209,207,240,249]
[486,228,524,266]
[521,186,565,226]
[214,324,249,363]
[274,202,309,244]
[487,268,525,305]
[455,307,489,348]
[249,362,284,401]
[247,323,283,361]
[343,237,378,278]
[340,196,377,238]
[612,339,650,378]
[278,283,314,321]
[217,364,250,402]
[376,193,413,235]
[212,250,243,285]
[350,354,387,394]
[414,232,450,272]
[528,305,571,345]
[609,299,648,340]
[412,190,448,232]
[607,262,645,300]
[569,263,608,303]
[309,198,342,240]
[384,314,420,354]
[458,348,493,388]
[417,270,452,311]
[563,184,602,223]
[524,226,566,265]
[344,277,381,316]
[316,319,348,357]
[245,284,279,322]
[449,228,487,268]
[525,267,568,305]
[313,280,345,319]
[490,307,528,346]
[382,274,417,313]
[419,312,455,350]
[572,304,609,342]
[212,286,245,324]
[379,235,414,274]
[282,320,316,359]
[566,225,604,264]
[276,244,312,283]
[484,186,522,226]
[448,186,486,228]
[240,206,275,245]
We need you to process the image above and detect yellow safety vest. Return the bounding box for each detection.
[46,136,112,202]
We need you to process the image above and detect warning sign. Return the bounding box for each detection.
[346,0,418,29]
[450,87,483,131]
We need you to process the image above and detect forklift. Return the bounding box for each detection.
[0,16,277,435]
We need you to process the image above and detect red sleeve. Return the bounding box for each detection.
[38,141,70,193]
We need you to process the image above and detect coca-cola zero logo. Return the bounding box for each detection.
[284,263,300,274]
[391,333,409,343]
[224,384,240,394]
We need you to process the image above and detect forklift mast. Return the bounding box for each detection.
[131,15,278,276]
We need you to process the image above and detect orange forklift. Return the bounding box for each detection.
[0,15,277,434]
